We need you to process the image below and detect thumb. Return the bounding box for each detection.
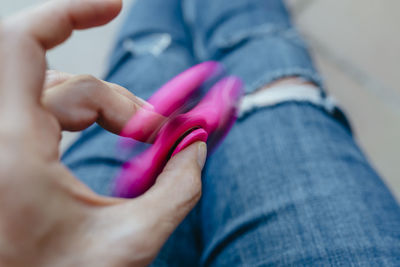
[128,142,207,247]
[143,141,207,215]
[85,142,207,265]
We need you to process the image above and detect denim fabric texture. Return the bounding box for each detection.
[62,0,400,265]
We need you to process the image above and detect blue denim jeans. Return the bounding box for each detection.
[62,0,400,265]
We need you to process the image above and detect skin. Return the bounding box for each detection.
[0,0,207,266]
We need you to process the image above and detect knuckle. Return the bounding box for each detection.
[74,75,107,95]
[74,74,99,87]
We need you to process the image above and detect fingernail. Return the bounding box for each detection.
[197,142,207,169]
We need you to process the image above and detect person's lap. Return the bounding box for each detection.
[62,0,400,265]
[202,102,400,266]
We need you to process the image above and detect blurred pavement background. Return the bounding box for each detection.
[2,0,399,199]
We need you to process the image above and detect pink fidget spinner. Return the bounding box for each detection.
[113,61,243,198]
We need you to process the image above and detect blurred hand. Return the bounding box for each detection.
[0,0,206,266]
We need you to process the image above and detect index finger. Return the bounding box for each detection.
[13,0,122,50]
[0,0,122,107]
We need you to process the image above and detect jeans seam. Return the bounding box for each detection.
[246,68,325,94]
[238,101,352,133]
[213,24,307,51]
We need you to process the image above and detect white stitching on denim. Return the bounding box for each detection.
[122,33,172,57]
[247,68,325,94]
[214,24,307,50]
[239,83,337,118]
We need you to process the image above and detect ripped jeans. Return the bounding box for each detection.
[62,0,400,265]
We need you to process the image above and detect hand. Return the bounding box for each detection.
[0,0,207,266]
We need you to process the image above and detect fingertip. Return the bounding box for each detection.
[99,0,123,23]
[74,0,123,28]
[133,142,205,232]
[165,142,203,172]
[171,141,207,169]
[16,0,124,50]
[152,142,206,196]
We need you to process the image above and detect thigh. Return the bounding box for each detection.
[62,0,201,265]
[200,103,400,266]
[188,0,322,94]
